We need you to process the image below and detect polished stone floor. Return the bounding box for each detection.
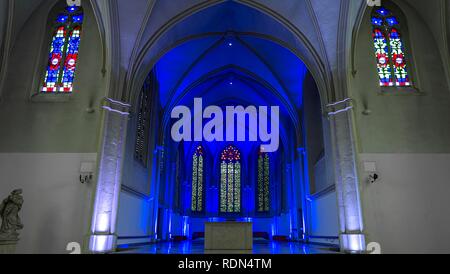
[117,240,339,254]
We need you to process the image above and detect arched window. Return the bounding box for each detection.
[192,145,205,212]
[371,6,411,87]
[220,146,241,213]
[257,149,270,213]
[42,4,83,93]
[134,71,154,167]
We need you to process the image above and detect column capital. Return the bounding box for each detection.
[101,97,131,115]
[326,98,353,117]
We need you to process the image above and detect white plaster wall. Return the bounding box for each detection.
[0,1,104,153]
[0,153,96,254]
[274,214,291,236]
[116,190,152,243]
[189,218,206,238]
[314,157,328,192]
[309,191,339,238]
[360,153,450,254]
[169,213,184,237]
[351,3,450,154]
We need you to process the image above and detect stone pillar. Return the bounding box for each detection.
[327,99,365,253]
[87,98,130,253]
[150,146,164,241]
[166,162,177,240]
[244,185,252,217]
[286,163,299,240]
[295,150,310,241]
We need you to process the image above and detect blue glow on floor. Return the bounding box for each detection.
[117,240,339,254]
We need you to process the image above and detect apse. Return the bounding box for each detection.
[116,0,331,251]
[135,26,314,240]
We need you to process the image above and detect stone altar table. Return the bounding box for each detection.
[205,222,253,251]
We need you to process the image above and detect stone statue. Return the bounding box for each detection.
[0,189,24,242]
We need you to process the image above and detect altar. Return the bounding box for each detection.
[205,222,253,251]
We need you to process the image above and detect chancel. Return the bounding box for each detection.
[0,0,449,255]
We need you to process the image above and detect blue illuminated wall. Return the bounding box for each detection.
[116,22,330,243]
[155,67,302,239]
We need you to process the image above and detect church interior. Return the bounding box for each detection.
[0,0,450,254]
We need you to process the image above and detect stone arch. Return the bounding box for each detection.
[123,0,334,109]
[88,0,366,254]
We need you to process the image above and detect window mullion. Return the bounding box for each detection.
[58,23,71,90]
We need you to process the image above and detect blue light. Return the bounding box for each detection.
[376,7,390,16]
[146,27,309,242]
[56,15,68,23]
[67,6,78,13]
[72,15,84,23]
[371,17,383,26]
[385,17,399,26]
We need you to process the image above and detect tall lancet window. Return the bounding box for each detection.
[257,149,270,213]
[42,5,83,93]
[220,146,241,213]
[371,6,411,87]
[191,146,205,213]
[134,72,154,167]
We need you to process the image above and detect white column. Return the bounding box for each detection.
[327,99,365,253]
[87,98,130,253]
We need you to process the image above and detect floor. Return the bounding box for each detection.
[117,240,340,254]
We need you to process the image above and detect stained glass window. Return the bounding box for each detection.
[192,146,205,212]
[371,6,411,87]
[220,146,241,213]
[257,150,270,213]
[42,5,83,93]
[134,71,154,167]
